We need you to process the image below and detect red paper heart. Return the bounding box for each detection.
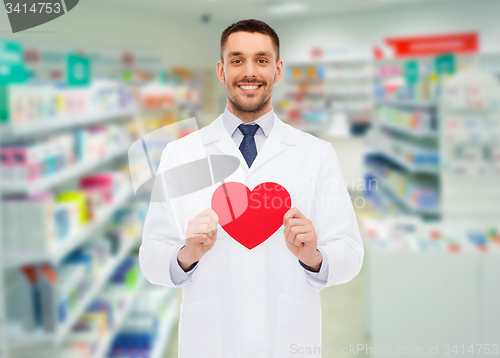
[211,182,291,250]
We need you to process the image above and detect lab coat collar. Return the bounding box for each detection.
[222,106,275,138]
[200,112,298,174]
[201,112,297,146]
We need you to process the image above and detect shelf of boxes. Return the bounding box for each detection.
[478,52,500,77]
[0,145,131,196]
[0,75,194,358]
[324,59,374,124]
[0,160,5,358]
[366,131,439,175]
[439,70,500,223]
[377,120,438,140]
[367,66,500,342]
[94,283,180,358]
[365,147,440,216]
[277,58,374,137]
[369,170,440,216]
[2,186,134,268]
[0,80,149,358]
[7,233,141,350]
[0,108,137,141]
[93,274,147,358]
[17,273,149,358]
[376,146,439,175]
[362,68,500,353]
[0,241,5,358]
[365,55,445,218]
[0,81,137,139]
[150,295,180,358]
[375,99,437,110]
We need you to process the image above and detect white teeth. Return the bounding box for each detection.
[239,85,259,90]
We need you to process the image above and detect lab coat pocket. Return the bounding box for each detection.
[275,294,322,357]
[178,295,222,358]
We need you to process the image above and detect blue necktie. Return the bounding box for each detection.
[238,123,259,168]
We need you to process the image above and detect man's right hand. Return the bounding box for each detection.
[178,208,219,271]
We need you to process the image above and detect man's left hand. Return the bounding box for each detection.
[283,207,322,272]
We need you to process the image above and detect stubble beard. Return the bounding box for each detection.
[226,81,273,114]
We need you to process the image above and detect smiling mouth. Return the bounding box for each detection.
[238,84,262,94]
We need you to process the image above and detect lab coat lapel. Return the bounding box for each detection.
[201,114,248,173]
[247,114,297,175]
[200,113,297,175]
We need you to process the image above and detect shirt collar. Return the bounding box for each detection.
[222,106,275,138]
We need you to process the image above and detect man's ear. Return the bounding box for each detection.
[216,60,225,84]
[274,59,284,83]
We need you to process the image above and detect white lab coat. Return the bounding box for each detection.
[139,113,364,358]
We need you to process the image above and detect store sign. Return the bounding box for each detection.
[0,40,27,85]
[404,60,419,85]
[66,53,90,86]
[435,54,456,76]
[386,32,478,57]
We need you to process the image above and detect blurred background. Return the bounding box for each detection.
[1,0,499,357]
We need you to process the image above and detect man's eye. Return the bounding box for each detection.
[232,60,242,64]
[258,59,268,63]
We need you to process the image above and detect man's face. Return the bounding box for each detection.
[217,31,283,113]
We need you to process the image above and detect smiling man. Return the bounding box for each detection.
[139,19,364,358]
[218,26,280,123]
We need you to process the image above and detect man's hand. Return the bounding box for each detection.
[283,207,322,272]
[178,208,219,271]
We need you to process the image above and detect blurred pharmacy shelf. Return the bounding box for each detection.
[375,144,439,175]
[325,59,373,131]
[0,80,146,358]
[0,228,5,358]
[0,63,203,358]
[375,99,437,110]
[0,145,131,195]
[370,172,440,216]
[93,274,147,358]
[439,70,500,223]
[478,52,500,77]
[363,69,500,353]
[366,55,442,219]
[20,274,150,358]
[276,57,373,137]
[377,120,438,140]
[7,233,141,350]
[0,108,137,141]
[0,61,211,358]
[150,295,180,358]
[2,186,134,268]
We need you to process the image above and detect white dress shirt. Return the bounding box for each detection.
[169,107,329,289]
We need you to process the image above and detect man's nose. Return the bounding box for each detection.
[241,61,258,79]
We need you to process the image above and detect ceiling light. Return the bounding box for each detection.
[267,3,308,15]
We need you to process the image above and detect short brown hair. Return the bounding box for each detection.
[220,19,280,61]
